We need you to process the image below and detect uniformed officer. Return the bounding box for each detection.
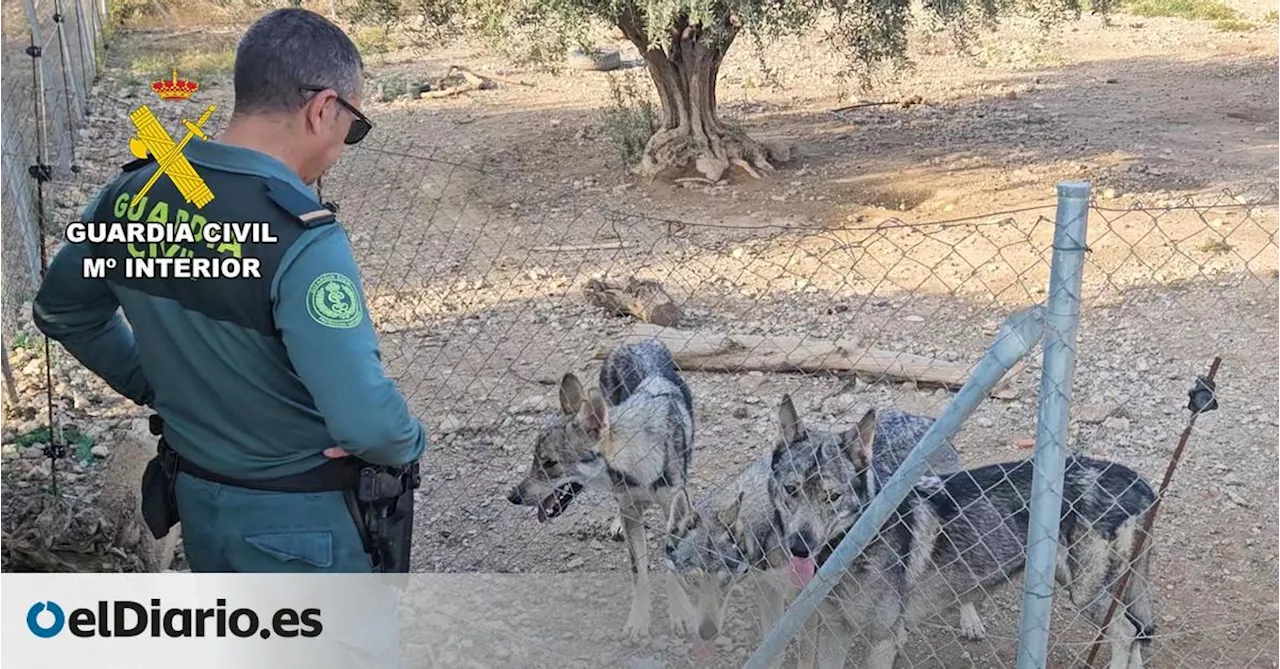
[32,8,426,573]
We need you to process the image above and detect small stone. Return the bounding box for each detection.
[1101,187,1119,200]
[903,315,925,323]
[21,359,42,377]
[565,557,585,570]
[437,415,464,435]
[91,445,110,458]
[1077,403,1123,424]
[1014,437,1036,449]
[822,394,859,416]
[1223,488,1249,508]
[975,416,995,428]
[1102,416,1130,432]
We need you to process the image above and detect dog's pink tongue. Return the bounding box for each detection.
[788,557,816,588]
[691,638,718,662]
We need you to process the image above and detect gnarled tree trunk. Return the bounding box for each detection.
[616,11,783,182]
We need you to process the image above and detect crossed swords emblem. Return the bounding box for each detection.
[127,103,217,209]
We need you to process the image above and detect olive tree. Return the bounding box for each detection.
[422,0,1100,181]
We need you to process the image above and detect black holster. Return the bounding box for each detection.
[344,461,421,574]
[140,415,180,540]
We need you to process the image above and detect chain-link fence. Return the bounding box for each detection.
[317,137,1277,668]
[2,4,1277,668]
[1,0,106,411]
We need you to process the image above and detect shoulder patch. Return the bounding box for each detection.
[265,176,337,228]
[121,155,157,172]
[306,272,363,329]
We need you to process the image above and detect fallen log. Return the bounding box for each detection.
[420,66,496,100]
[596,323,1026,394]
[583,278,683,328]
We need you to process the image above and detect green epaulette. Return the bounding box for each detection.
[264,177,337,229]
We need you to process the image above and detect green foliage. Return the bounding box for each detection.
[406,0,470,45]
[11,332,31,350]
[600,70,658,167]
[109,0,154,28]
[1199,239,1233,254]
[131,47,237,79]
[1212,18,1253,30]
[1124,0,1238,20]
[352,24,406,54]
[343,0,404,29]
[419,0,1104,84]
[1265,10,1279,22]
[14,426,96,466]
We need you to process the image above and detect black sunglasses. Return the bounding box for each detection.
[301,86,373,145]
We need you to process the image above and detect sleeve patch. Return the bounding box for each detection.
[306,272,363,329]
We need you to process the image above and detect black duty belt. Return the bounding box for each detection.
[150,414,360,493]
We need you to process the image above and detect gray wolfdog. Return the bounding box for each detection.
[663,394,972,663]
[771,412,1157,669]
[506,340,696,642]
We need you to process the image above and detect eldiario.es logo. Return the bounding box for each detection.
[26,599,322,639]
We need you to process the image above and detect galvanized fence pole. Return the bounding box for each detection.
[1014,181,1092,669]
[742,302,1047,669]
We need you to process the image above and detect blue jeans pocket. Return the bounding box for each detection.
[244,530,334,569]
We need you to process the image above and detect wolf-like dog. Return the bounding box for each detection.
[663,394,973,664]
[771,411,1157,669]
[506,340,696,642]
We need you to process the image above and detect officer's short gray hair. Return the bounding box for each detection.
[232,8,364,117]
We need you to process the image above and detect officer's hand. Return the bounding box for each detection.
[323,446,351,458]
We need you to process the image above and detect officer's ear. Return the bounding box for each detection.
[302,88,340,138]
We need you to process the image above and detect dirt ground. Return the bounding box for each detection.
[2,1,1277,667]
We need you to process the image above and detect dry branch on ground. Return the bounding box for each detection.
[599,323,1027,393]
[420,66,497,100]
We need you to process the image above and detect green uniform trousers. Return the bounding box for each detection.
[174,471,373,573]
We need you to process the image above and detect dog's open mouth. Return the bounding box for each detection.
[536,482,583,523]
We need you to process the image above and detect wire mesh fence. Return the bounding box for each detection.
[316,137,1277,668]
[0,4,1277,669]
[1,0,106,411]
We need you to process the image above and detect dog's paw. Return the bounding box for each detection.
[622,613,651,644]
[668,612,691,638]
[607,516,625,542]
[959,602,986,641]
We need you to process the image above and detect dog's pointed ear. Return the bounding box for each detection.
[717,490,745,529]
[843,408,877,470]
[559,373,585,414]
[578,387,609,440]
[667,488,695,535]
[779,394,805,444]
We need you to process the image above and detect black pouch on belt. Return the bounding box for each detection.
[140,415,180,540]
[345,461,421,574]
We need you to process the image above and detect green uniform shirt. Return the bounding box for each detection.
[33,140,427,480]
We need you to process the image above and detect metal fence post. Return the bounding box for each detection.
[1015,181,1092,669]
[742,303,1047,669]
